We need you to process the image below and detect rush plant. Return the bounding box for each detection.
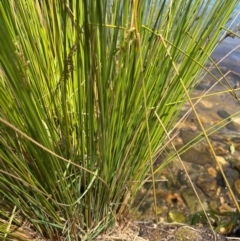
[0,0,239,240]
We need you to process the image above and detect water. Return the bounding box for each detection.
[132,2,240,229]
[212,2,240,68]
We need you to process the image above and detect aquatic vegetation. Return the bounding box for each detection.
[188,209,240,236]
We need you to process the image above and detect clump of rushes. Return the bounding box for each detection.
[0,0,238,240]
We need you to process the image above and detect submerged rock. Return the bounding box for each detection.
[216,167,239,188]
[217,110,231,119]
[216,109,240,131]
[233,178,240,198]
[196,174,218,197]
[232,160,240,172]
[168,210,186,223]
[226,122,240,132]
[180,129,202,145]
[180,148,214,165]
[182,187,209,214]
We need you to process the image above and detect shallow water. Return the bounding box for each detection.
[190,11,240,132]
[212,1,240,70]
[131,4,240,235]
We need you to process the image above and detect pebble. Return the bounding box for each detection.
[216,109,240,131]
[216,167,239,187]
[196,174,218,197]
[217,110,231,119]
[232,117,240,125]
[226,122,240,132]
[207,166,217,177]
[177,170,189,185]
[233,178,240,198]
[168,210,186,223]
[213,146,229,156]
[232,160,240,172]
[181,187,209,214]
[215,156,228,166]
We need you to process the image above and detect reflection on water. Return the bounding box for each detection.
[196,5,240,123]
[212,2,240,70]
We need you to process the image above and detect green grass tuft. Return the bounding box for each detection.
[0,0,239,240]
